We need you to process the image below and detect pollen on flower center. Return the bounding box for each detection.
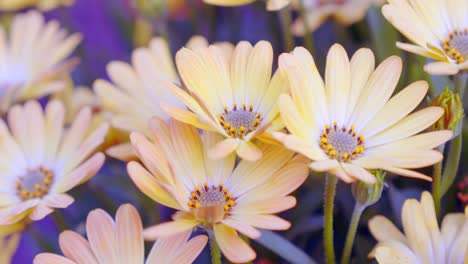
[16,166,54,201]
[218,104,262,139]
[443,28,468,64]
[188,183,236,224]
[319,122,365,162]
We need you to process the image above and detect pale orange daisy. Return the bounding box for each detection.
[0,11,81,114]
[161,40,288,161]
[94,36,233,161]
[0,100,108,224]
[369,192,468,264]
[127,118,308,263]
[382,0,468,75]
[34,204,207,264]
[275,44,452,183]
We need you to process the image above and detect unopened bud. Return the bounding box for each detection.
[352,170,385,207]
[431,88,464,137]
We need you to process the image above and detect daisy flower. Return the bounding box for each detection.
[275,44,452,183]
[382,0,468,75]
[161,40,288,161]
[368,191,468,264]
[127,118,308,263]
[34,204,207,264]
[0,100,108,224]
[202,0,290,11]
[94,36,233,161]
[291,0,373,36]
[0,11,81,114]
[0,0,73,11]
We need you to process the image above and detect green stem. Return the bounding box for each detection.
[278,8,294,52]
[324,174,337,264]
[52,210,69,231]
[454,73,467,98]
[432,144,445,219]
[440,131,463,196]
[29,224,54,253]
[297,0,315,54]
[340,204,364,264]
[208,230,221,264]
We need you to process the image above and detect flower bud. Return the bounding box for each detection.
[352,170,385,207]
[431,88,464,137]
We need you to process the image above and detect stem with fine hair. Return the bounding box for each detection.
[340,203,364,264]
[278,8,295,52]
[324,173,337,264]
[432,144,445,219]
[208,230,221,264]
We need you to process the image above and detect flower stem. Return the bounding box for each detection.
[278,8,294,52]
[29,224,54,253]
[208,230,221,264]
[340,203,364,264]
[432,144,445,219]
[52,210,69,231]
[324,173,337,264]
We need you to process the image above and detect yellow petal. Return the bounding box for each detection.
[213,223,256,263]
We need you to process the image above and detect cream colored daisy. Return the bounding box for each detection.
[0,11,81,115]
[203,0,290,11]
[368,191,468,264]
[382,0,468,75]
[291,0,372,35]
[0,100,108,224]
[161,40,288,161]
[34,204,207,264]
[94,36,233,161]
[127,118,308,263]
[0,0,73,11]
[275,44,452,183]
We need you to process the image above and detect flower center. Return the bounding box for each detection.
[218,104,262,139]
[443,28,468,64]
[319,122,365,162]
[16,166,54,201]
[188,183,236,224]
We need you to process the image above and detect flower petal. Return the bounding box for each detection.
[213,223,256,263]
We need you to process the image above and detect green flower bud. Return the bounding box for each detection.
[352,170,385,207]
[431,87,464,137]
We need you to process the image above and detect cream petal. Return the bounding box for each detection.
[59,231,98,264]
[116,204,144,263]
[329,166,356,183]
[283,134,325,161]
[44,100,65,166]
[245,41,273,107]
[342,163,376,183]
[382,166,432,181]
[24,101,46,167]
[143,221,199,240]
[202,132,236,184]
[230,41,253,105]
[86,209,118,263]
[208,138,239,160]
[368,215,407,243]
[222,218,261,239]
[233,196,296,215]
[45,194,74,209]
[364,150,443,169]
[441,213,465,252]
[278,94,317,141]
[257,69,289,121]
[0,199,38,225]
[105,143,136,161]
[231,214,291,230]
[29,204,53,221]
[309,159,339,172]
[374,242,420,264]
[396,42,446,61]
[266,0,289,10]
[213,223,256,263]
[160,103,215,132]
[236,141,263,161]
[424,61,460,75]
[369,130,452,152]
[34,253,77,264]
[170,235,208,264]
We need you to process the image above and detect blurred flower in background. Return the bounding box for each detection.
[275,44,452,183]
[0,233,20,264]
[127,119,308,263]
[34,204,208,264]
[0,0,73,11]
[383,0,468,75]
[0,11,81,114]
[203,0,290,11]
[368,192,468,264]
[0,100,107,225]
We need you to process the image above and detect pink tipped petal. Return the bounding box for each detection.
[309,159,339,172]
[106,143,136,161]
[34,253,77,264]
[171,235,209,264]
[222,218,261,239]
[59,231,98,264]
[236,141,262,161]
[208,138,239,160]
[116,204,144,263]
[143,221,198,241]
[45,194,74,209]
[29,204,53,221]
[86,209,118,263]
[213,223,256,263]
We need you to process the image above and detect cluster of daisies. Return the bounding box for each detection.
[0,0,467,263]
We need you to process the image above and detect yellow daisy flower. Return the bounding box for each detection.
[382,0,468,75]
[94,36,233,161]
[0,100,108,225]
[161,40,288,161]
[275,44,452,183]
[127,118,308,263]
[368,191,468,264]
[291,0,373,35]
[34,204,207,264]
[203,0,290,11]
[0,0,73,11]
[0,11,81,114]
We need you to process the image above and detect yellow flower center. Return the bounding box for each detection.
[443,28,468,64]
[188,183,236,224]
[16,166,54,201]
[319,122,365,162]
[218,104,262,139]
